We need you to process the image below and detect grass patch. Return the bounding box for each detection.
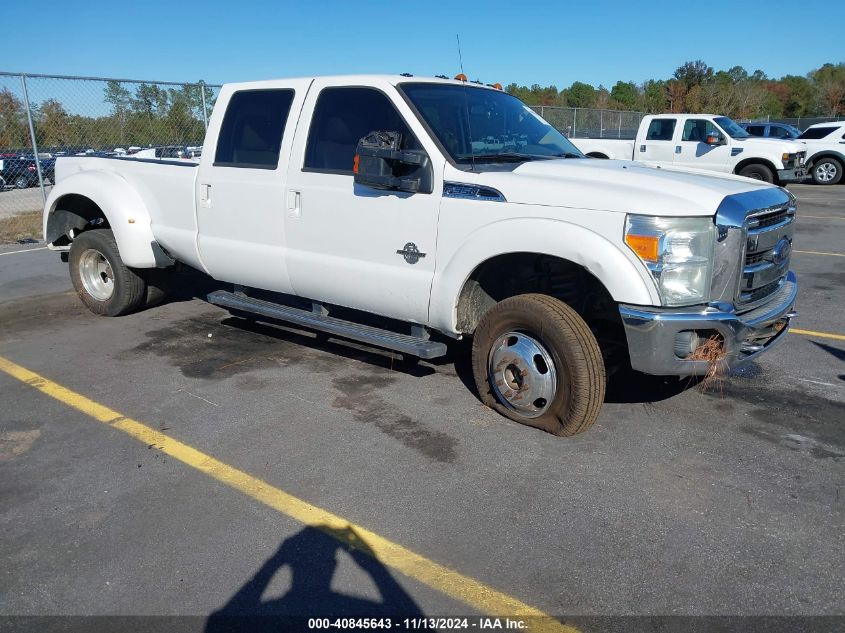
[0,211,42,244]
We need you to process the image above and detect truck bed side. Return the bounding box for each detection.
[45,156,202,269]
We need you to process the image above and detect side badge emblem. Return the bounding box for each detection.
[396,242,426,265]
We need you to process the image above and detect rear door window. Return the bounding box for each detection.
[214,89,295,169]
[645,118,676,141]
[798,127,836,140]
[746,125,765,136]
[304,87,420,173]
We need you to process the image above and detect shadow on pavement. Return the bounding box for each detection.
[205,525,423,632]
[604,368,700,404]
[811,340,845,363]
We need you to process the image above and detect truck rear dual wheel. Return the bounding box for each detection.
[811,157,842,185]
[69,229,147,316]
[471,294,606,436]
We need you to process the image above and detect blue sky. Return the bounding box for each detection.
[3,0,843,88]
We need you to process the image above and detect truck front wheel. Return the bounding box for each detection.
[69,229,146,316]
[738,163,774,183]
[471,294,606,436]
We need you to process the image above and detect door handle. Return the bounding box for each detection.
[199,183,212,208]
[287,190,301,218]
[675,146,682,154]
[639,145,646,152]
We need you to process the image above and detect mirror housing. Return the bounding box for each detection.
[354,131,432,194]
[705,133,724,146]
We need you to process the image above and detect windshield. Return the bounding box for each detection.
[714,116,750,139]
[400,83,583,164]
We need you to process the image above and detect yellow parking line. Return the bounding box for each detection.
[793,250,845,257]
[0,354,575,633]
[791,328,845,342]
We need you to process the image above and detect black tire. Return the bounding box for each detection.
[68,229,146,316]
[14,176,28,189]
[738,163,774,183]
[810,157,842,185]
[471,293,606,436]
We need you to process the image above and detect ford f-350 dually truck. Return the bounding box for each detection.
[42,75,799,436]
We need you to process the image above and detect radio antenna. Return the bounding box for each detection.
[456,34,475,171]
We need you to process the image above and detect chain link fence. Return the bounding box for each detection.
[0,72,221,244]
[531,106,646,140]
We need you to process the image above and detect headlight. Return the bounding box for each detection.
[624,215,715,306]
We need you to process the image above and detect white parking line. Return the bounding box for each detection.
[796,378,837,388]
[0,246,48,257]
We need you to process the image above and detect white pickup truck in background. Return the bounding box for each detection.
[41,75,799,436]
[574,113,807,185]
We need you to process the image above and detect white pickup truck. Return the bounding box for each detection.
[574,113,807,185]
[42,75,799,436]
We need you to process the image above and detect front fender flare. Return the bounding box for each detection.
[44,170,171,268]
[428,217,660,333]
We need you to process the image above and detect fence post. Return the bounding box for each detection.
[600,110,604,138]
[540,105,545,119]
[618,113,622,138]
[573,108,577,137]
[20,73,46,205]
[200,81,208,130]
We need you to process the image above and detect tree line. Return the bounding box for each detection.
[0,80,216,151]
[506,60,845,119]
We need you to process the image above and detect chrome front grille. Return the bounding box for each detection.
[747,207,789,229]
[712,188,796,311]
[738,203,795,308]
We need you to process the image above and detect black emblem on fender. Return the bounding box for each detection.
[396,242,426,265]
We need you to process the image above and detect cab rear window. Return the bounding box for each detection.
[645,118,675,141]
[215,89,295,169]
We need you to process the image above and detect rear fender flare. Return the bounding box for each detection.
[44,170,171,268]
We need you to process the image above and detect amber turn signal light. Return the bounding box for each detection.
[625,234,659,262]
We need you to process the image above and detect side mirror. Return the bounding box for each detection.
[705,133,724,146]
[353,131,432,194]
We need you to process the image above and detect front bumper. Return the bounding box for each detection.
[777,167,807,183]
[619,271,798,376]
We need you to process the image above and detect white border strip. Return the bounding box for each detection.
[0,246,49,256]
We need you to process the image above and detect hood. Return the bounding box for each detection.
[733,136,806,151]
[450,158,780,216]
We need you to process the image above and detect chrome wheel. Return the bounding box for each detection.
[488,331,558,418]
[815,162,838,183]
[78,248,114,301]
